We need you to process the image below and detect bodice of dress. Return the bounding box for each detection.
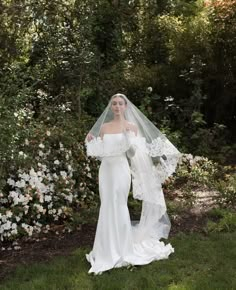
[85,132,182,185]
[86,132,146,158]
[86,133,129,157]
[103,133,128,156]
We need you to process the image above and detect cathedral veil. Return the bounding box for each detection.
[85,93,182,242]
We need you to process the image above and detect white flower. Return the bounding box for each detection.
[37,89,47,96]
[4,220,12,230]
[7,178,15,186]
[54,160,60,165]
[46,130,51,136]
[44,195,52,202]
[86,164,90,172]
[34,204,44,213]
[11,223,17,230]
[147,86,153,92]
[25,139,29,145]
[38,194,44,203]
[23,205,29,214]
[65,194,73,203]
[48,184,54,192]
[29,168,37,177]
[48,202,53,209]
[19,172,30,181]
[19,151,24,156]
[69,172,73,178]
[14,112,18,117]
[41,164,47,171]
[16,216,21,222]
[18,194,27,204]
[6,211,13,218]
[37,171,42,176]
[9,190,18,198]
[15,180,26,188]
[186,154,193,160]
[38,150,44,157]
[164,96,174,102]
[21,223,27,229]
[46,173,53,181]
[53,173,58,179]
[60,171,67,179]
[39,143,45,149]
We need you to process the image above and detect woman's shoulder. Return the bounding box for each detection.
[101,122,112,130]
[101,121,137,134]
[100,122,112,136]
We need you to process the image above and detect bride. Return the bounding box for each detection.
[85,93,182,275]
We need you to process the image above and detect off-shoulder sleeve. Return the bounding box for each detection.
[85,137,104,157]
[85,135,130,157]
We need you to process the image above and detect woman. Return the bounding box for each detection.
[85,93,182,275]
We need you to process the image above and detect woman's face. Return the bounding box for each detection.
[111,96,127,116]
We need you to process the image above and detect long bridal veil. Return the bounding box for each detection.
[85,93,182,243]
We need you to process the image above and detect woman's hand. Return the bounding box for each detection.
[86,133,94,142]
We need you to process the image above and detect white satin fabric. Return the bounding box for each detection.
[86,134,174,274]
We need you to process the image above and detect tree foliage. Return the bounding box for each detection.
[0,0,235,154]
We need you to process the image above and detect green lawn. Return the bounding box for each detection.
[1,231,236,290]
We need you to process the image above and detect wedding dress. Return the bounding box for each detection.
[85,133,174,274]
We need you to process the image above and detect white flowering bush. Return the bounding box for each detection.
[176,153,219,185]
[165,153,236,208]
[0,120,99,243]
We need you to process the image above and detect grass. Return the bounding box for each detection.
[1,231,236,290]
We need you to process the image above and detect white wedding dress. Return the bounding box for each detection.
[86,133,174,274]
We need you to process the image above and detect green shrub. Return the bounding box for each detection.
[206,208,236,233]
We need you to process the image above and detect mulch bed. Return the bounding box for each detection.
[0,211,209,282]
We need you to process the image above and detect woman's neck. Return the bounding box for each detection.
[112,115,126,122]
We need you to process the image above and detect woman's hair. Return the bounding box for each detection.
[111,93,127,104]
